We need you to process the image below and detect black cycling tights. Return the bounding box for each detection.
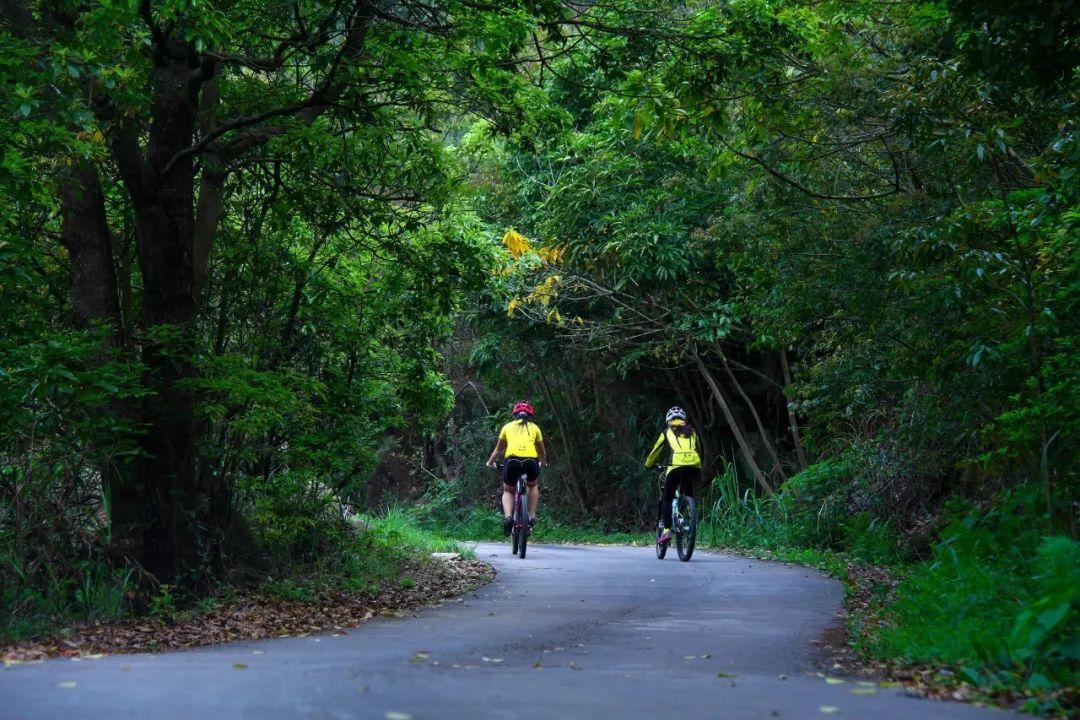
[503,457,540,489]
[660,466,698,529]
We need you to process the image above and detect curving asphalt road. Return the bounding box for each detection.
[0,543,1018,720]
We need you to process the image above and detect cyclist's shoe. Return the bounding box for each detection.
[528,516,537,529]
[658,528,672,544]
[503,516,514,536]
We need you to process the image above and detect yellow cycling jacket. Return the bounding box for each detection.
[644,422,701,469]
[499,420,543,458]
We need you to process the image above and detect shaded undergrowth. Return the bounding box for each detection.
[1,504,468,644]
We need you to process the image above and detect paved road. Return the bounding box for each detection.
[1,544,1016,720]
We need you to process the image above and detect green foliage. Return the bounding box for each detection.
[778,460,853,549]
[3,0,526,612]
[703,459,901,563]
[148,585,179,621]
[873,486,1078,709]
[248,472,349,568]
[0,325,147,640]
[262,579,313,604]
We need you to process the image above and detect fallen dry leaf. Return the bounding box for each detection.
[0,556,493,663]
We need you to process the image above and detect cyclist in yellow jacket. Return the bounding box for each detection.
[644,406,701,544]
[486,400,547,536]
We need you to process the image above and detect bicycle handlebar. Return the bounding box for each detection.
[488,460,545,470]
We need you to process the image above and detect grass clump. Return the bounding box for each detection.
[358,506,473,557]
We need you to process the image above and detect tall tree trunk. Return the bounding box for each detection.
[113,224,135,347]
[60,161,122,338]
[779,348,808,472]
[110,60,210,585]
[193,79,226,301]
[718,348,787,483]
[59,160,137,544]
[694,351,773,495]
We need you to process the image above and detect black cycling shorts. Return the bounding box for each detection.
[503,457,540,489]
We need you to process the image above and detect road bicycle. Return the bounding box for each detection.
[495,462,531,559]
[654,466,696,562]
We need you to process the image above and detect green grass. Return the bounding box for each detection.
[428,505,648,546]
[285,506,475,596]
[1,553,138,642]
[357,506,475,558]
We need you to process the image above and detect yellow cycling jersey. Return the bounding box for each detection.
[644,424,701,469]
[499,420,543,458]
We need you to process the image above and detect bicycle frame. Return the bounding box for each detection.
[655,466,684,527]
[495,462,532,558]
[495,462,530,524]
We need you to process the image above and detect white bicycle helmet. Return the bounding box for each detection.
[665,406,686,423]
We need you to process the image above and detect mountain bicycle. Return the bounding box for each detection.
[654,466,696,562]
[496,462,531,559]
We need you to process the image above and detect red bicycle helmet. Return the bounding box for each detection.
[512,400,534,419]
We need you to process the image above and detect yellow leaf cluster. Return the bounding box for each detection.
[75,130,105,144]
[527,274,560,307]
[506,297,522,316]
[502,228,530,257]
[537,245,564,264]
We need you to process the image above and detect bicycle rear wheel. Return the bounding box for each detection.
[516,494,529,559]
[675,495,697,562]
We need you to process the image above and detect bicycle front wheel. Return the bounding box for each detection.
[676,495,696,562]
[655,501,668,559]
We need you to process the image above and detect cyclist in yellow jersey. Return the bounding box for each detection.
[644,406,701,544]
[486,400,547,536]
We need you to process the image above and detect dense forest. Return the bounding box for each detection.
[1,0,1077,713]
